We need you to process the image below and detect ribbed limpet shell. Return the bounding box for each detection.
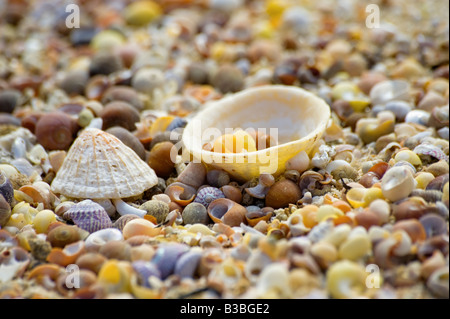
[182,86,330,181]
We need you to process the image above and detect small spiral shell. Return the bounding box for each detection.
[193,187,225,208]
[64,200,113,233]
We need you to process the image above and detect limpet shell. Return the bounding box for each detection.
[51,128,158,199]
[182,86,330,181]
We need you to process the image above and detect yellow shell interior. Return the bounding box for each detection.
[182,85,331,181]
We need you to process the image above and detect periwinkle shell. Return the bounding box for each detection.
[194,187,225,208]
[64,200,113,233]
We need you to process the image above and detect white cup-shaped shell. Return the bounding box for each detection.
[182,85,331,181]
[381,166,417,202]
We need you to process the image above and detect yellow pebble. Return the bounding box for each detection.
[32,209,57,234]
[415,172,435,189]
[395,150,422,167]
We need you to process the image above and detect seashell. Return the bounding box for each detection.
[266,179,301,209]
[370,80,410,105]
[173,248,202,279]
[97,260,132,294]
[310,241,338,269]
[124,1,162,26]
[220,185,242,203]
[245,173,275,199]
[285,151,311,174]
[256,262,291,298]
[47,225,82,248]
[326,260,368,299]
[437,127,449,140]
[64,200,113,233]
[286,213,309,237]
[0,171,14,205]
[415,172,436,189]
[393,219,427,242]
[47,240,86,267]
[414,144,449,163]
[384,100,412,121]
[0,247,30,283]
[76,252,107,274]
[166,117,188,132]
[308,220,334,244]
[419,214,447,238]
[428,105,449,129]
[131,67,165,95]
[182,86,330,181]
[122,218,161,240]
[246,207,273,227]
[132,260,161,287]
[102,86,143,111]
[85,228,124,251]
[211,64,245,94]
[151,243,189,279]
[381,166,416,202]
[427,267,449,299]
[368,199,391,224]
[148,142,176,178]
[418,235,449,261]
[130,244,155,262]
[194,187,225,208]
[176,162,207,189]
[51,128,158,199]
[425,160,449,177]
[32,209,57,234]
[207,198,246,227]
[421,251,446,280]
[182,202,210,225]
[206,169,230,188]
[89,52,123,77]
[106,126,146,160]
[27,263,64,286]
[48,150,67,174]
[56,269,97,297]
[139,200,169,224]
[338,232,372,261]
[0,89,22,113]
[35,112,78,151]
[99,240,131,261]
[393,197,428,220]
[325,160,358,180]
[165,182,197,206]
[244,250,272,283]
[426,174,449,191]
[410,189,443,202]
[100,101,140,132]
[356,115,395,145]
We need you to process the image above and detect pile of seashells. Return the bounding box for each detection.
[0,0,449,299]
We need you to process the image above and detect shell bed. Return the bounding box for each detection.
[0,0,449,300]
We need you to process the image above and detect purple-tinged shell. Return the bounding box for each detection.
[414,144,449,162]
[194,187,225,208]
[132,260,161,287]
[174,249,202,279]
[63,199,113,233]
[151,243,189,279]
[166,117,187,131]
[0,172,14,205]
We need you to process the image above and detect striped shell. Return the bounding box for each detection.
[414,144,449,162]
[113,214,140,231]
[64,200,113,233]
[51,128,158,199]
[193,187,225,208]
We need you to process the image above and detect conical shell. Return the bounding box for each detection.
[182,85,330,181]
[51,128,158,199]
